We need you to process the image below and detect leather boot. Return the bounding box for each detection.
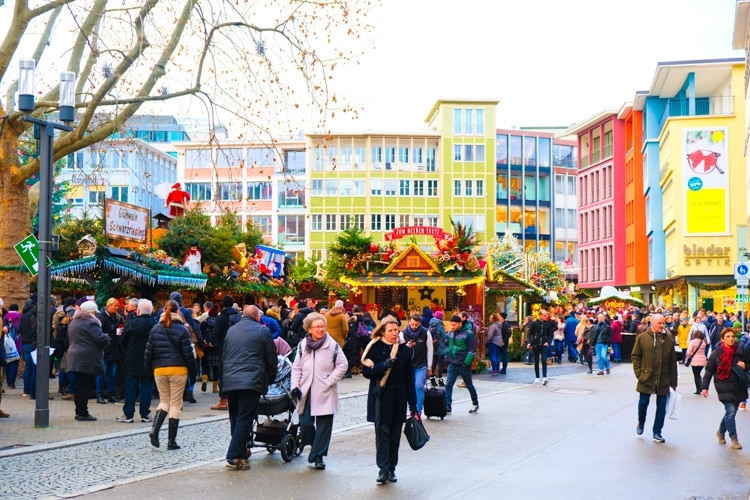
[167,418,181,450]
[212,381,219,393]
[731,436,743,449]
[183,390,196,404]
[211,398,228,410]
[201,374,208,392]
[149,409,168,448]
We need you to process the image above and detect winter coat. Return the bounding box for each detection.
[260,314,282,339]
[428,318,448,356]
[631,328,678,396]
[18,303,36,347]
[594,322,613,345]
[222,317,277,395]
[362,339,416,425]
[563,316,579,342]
[702,343,749,404]
[289,307,314,347]
[399,324,433,369]
[213,306,241,361]
[97,310,120,362]
[325,307,349,348]
[447,322,477,367]
[291,333,348,416]
[420,307,434,329]
[684,337,708,368]
[120,313,157,377]
[611,320,623,343]
[66,310,110,375]
[528,319,553,348]
[484,321,504,347]
[144,315,196,382]
[677,324,691,349]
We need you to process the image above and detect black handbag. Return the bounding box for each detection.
[732,364,750,388]
[684,340,703,367]
[403,415,430,450]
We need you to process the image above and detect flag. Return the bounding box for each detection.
[256,244,285,278]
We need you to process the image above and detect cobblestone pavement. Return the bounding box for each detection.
[0,366,543,499]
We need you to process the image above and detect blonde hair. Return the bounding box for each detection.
[370,316,399,340]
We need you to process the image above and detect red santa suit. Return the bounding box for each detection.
[165,183,190,216]
[183,246,202,274]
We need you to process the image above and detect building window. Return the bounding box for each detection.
[325,214,337,231]
[353,214,365,230]
[385,214,396,231]
[111,186,128,203]
[476,109,484,135]
[326,147,337,170]
[218,182,243,201]
[371,214,382,231]
[453,108,462,135]
[353,180,365,196]
[399,147,409,164]
[464,145,474,162]
[185,149,211,168]
[413,180,424,196]
[354,146,366,167]
[311,180,323,196]
[311,214,322,231]
[385,179,397,196]
[464,109,474,135]
[413,147,423,165]
[465,180,473,197]
[371,179,383,196]
[567,209,577,229]
[284,149,306,174]
[247,182,272,200]
[453,145,462,162]
[475,145,485,162]
[340,147,352,166]
[89,190,105,205]
[246,148,274,167]
[313,146,324,171]
[413,215,425,226]
[397,214,410,227]
[454,180,462,197]
[426,148,437,172]
[340,214,351,229]
[279,187,304,207]
[427,180,438,197]
[186,182,211,202]
[371,147,382,168]
[476,180,484,197]
[340,179,352,196]
[399,180,410,196]
[427,215,439,227]
[555,208,565,227]
[278,215,305,244]
[250,215,272,237]
[325,180,337,196]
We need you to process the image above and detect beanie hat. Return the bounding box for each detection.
[169,291,183,306]
[434,311,443,320]
[450,315,462,323]
[222,295,235,308]
[80,301,99,314]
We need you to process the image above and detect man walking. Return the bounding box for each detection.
[527,310,553,385]
[631,314,678,443]
[563,311,580,363]
[223,305,277,469]
[444,315,479,414]
[399,312,433,413]
[594,312,613,375]
[116,299,157,423]
[211,295,241,411]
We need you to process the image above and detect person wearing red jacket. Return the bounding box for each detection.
[165,183,190,216]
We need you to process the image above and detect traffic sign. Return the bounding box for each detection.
[738,279,749,286]
[13,234,51,277]
[737,295,750,303]
[736,263,750,280]
[738,287,749,295]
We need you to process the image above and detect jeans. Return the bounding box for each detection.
[720,401,738,438]
[375,422,403,473]
[299,396,334,459]
[66,371,77,395]
[414,366,427,413]
[445,363,478,407]
[21,344,36,397]
[5,360,19,386]
[96,360,117,396]
[431,354,445,378]
[595,343,610,371]
[74,372,96,417]
[487,344,500,372]
[58,367,70,393]
[123,374,153,419]
[226,389,261,460]
[612,343,621,362]
[532,346,548,378]
[638,392,667,434]
[564,339,579,362]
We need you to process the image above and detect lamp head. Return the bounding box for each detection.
[59,71,75,123]
[18,59,35,112]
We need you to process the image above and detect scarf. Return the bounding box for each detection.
[305,332,327,353]
[717,343,735,381]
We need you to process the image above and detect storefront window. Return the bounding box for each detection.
[509,136,522,166]
[496,135,508,164]
[497,174,508,199]
[495,206,508,233]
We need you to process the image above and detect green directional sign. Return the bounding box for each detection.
[14,234,51,277]
[737,295,750,303]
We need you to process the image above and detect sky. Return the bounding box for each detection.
[324,0,743,133]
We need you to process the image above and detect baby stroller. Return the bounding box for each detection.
[246,353,302,462]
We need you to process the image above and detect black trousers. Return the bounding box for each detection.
[375,422,403,474]
[73,372,96,417]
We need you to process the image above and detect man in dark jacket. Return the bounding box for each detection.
[527,310,553,385]
[116,299,158,423]
[594,312,613,376]
[631,314,678,443]
[563,311,580,363]
[498,312,513,374]
[211,295,241,410]
[223,305,277,469]
[96,298,122,404]
[400,313,433,413]
[18,299,37,398]
[289,300,314,348]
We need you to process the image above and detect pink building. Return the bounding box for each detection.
[567,111,627,291]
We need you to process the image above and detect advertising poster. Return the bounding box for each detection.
[683,127,729,235]
[105,199,149,242]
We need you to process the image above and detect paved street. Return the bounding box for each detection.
[2,361,750,499]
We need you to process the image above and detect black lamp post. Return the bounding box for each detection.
[18,59,75,428]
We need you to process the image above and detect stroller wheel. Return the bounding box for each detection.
[266,445,276,454]
[296,437,303,456]
[280,434,296,463]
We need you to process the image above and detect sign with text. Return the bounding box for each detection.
[683,127,729,236]
[105,199,149,242]
[384,226,448,242]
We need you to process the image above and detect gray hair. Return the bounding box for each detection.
[303,312,326,331]
[137,299,153,315]
[128,298,140,309]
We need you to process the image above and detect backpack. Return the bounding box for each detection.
[356,320,369,338]
[202,315,216,344]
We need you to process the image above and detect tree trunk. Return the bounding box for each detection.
[0,124,32,306]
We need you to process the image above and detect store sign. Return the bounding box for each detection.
[105,199,149,242]
[384,226,448,241]
[683,128,729,236]
[683,243,731,267]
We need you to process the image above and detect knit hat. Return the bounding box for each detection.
[171,182,181,189]
[434,311,443,320]
[450,315,462,323]
[500,312,508,320]
[80,301,99,314]
[169,291,183,306]
[222,295,235,308]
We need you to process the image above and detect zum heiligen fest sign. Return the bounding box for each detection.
[105,199,149,243]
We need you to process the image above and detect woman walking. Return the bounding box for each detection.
[702,328,748,450]
[145,300,196,450]
[361,316,417,485]
[291,312,348,470]
[581,317,596,374]
[484,313,503,375]
[685,331,707,395]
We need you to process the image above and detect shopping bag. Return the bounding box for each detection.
[403,415,430,450]
[667,387,682,420]
[3,334,20,362]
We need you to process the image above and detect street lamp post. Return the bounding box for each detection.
[18,59,75,428]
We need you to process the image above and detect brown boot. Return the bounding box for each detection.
[212,382,219,393]
[730,436,743,449]
[0,409,9,418]
[201,374,208,392]
[717,430,726,445]
[211,398,228,410]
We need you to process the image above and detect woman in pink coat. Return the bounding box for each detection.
[685,330,708,394]
[291,312,348,470]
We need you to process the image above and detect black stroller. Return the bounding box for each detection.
[246,353,302,462]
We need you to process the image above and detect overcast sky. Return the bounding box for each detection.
[324,0,743,133]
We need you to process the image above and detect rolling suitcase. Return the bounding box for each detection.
[424,377,447,420]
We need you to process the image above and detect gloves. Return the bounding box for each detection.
[291,387,302,400]
[383,357,396,369]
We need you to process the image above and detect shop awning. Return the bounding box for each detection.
[340,273,484,288]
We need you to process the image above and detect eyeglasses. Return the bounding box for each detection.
[311,324,326,329]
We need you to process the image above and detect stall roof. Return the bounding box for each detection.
[340,273,483,288]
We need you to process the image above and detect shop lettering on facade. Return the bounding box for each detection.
[683,244,731,266]
[384,226,448,241]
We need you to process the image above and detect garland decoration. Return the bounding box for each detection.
[687,280,735,291]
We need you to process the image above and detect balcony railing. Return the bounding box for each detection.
[658,96,734,131]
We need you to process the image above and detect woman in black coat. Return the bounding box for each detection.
[702,328,748,450]
[361,316,417,485]
[145,300,196,450]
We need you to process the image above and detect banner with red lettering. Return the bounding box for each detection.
[384,226,448,242]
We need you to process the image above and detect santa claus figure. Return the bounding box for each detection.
[183,243,202,274]
[165,182,191,216]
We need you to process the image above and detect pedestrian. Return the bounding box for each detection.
[116,299,157,423]
[677,314,691,358]
[223,305,278,470]
[211,295,241,410]
[144,299,196,450]
[685,331,708,395]
[167,292,202,404]
[552,313,565,364]
[66,301,110,421]
[581,317,596,373]
[594,312,613,375]
[527,310,552,384]
[17,297,38,398]
[611,314,623,363]
[96,298,122,404]
[484,313,503,375]
[324,300,349,349]
[290,312,347,470]
[498,312,512,374]
[361,316,417,485]
[199,303,219,392]
[563,310,580,364]
[400,312,433,413]
[429,310,448,384]
[420,306,433,330]
[702,328,748,450]
[444,314,479,414]
[631,313,678,443]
